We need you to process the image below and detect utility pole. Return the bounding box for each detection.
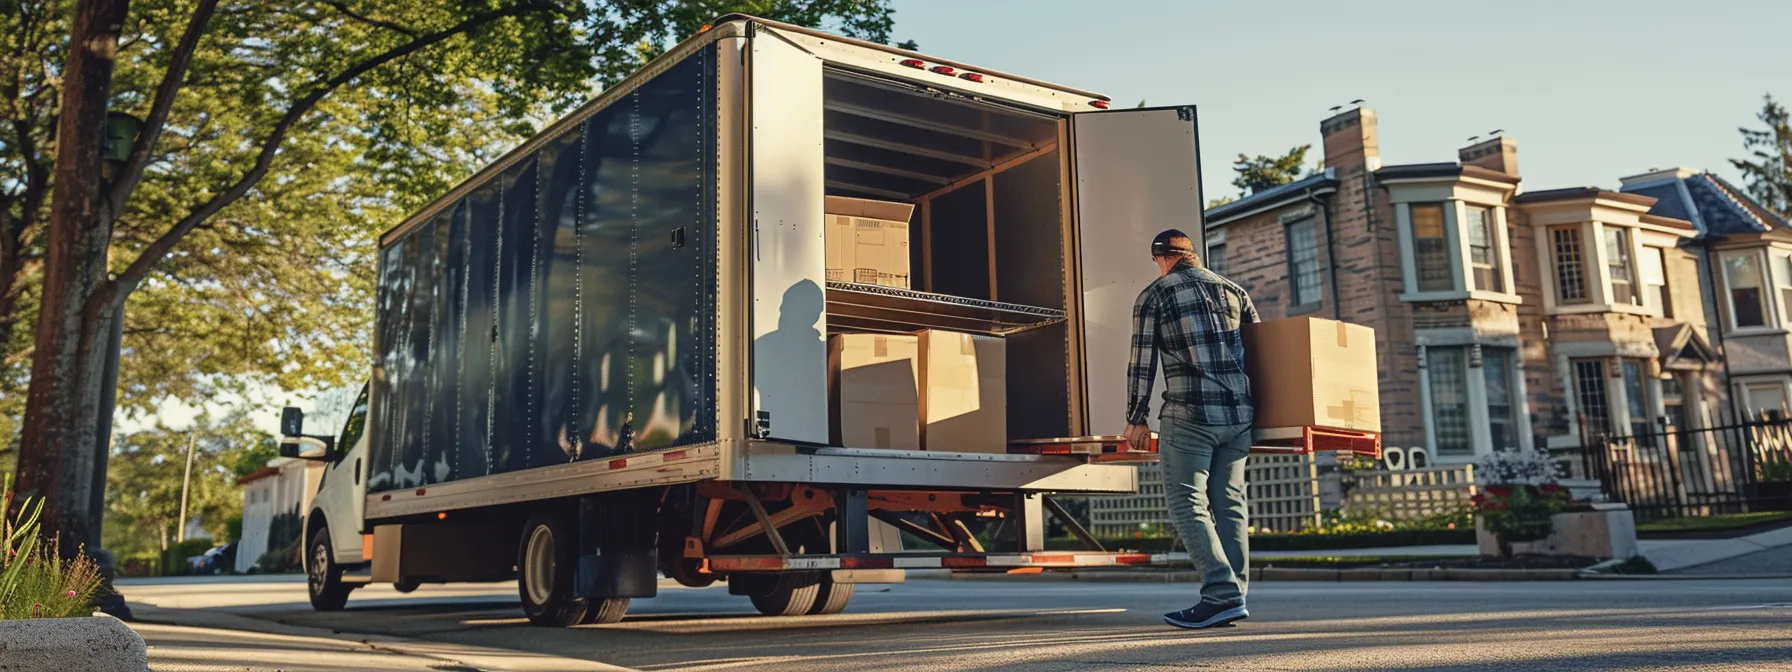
[176,432,197,543]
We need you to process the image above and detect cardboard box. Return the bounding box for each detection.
[919,330,1007,453]
[825,195,913,289]
[1243,317,1380,433]
[828,334,921,450]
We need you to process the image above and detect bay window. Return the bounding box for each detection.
[1722,252,1769,329]
[1483,348,1520,450]
[1571,359,1612,437]
[1465,205,1504,293]
[1427,347,1471,456]
[1411,204,1452,292]
[1550,226,1589,304]
[1604,228,1639,306]
[1639,246,1671,318]
[1620,360,1651,438]
[1774,251,1792,325]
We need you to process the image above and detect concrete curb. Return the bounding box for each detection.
[128,602,636,671]
[0,615,149,672]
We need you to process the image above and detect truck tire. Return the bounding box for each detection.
[392,580,420,594]
[748,573,821,616]
[582,597,631,625]
[807,577,855,615]
[307,527,352,612]
[518,510,589,627]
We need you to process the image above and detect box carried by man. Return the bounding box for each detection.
[1243,316,1381,454]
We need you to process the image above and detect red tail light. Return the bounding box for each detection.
[959,72,985,83]
[930,65,956,76]
[900,58,925,69]
[1090,100,1111,109]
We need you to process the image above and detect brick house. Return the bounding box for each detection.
[1202,107,1726,466]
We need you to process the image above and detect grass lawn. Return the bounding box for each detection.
[1637,511,1792,534]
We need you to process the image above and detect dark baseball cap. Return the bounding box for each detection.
[1151,229,1195,257]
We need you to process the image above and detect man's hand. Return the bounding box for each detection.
[1124,424,1152,452]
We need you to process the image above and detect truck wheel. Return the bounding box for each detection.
[518,510,589,627]
[807,577,855,615]
[748,573,821,616]
[392,580,420,594]
[582,597,631,625]
[307,528,352,612]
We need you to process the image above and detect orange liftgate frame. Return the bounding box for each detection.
[1006,427,1381,462]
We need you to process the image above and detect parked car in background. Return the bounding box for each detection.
[186,542,237,575]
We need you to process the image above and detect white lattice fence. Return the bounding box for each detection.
[1344,465,1477,519]
[1245,455,1320,532]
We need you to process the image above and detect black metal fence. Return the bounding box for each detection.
[1591,416,1792,522]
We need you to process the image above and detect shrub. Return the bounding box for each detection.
[1,479,103,619]
[160,538,214,576]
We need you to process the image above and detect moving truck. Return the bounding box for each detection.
[278,14,1216,626]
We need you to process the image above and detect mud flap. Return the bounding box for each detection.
[575,491,659,599]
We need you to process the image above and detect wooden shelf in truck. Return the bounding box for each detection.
[824,282,1066,336]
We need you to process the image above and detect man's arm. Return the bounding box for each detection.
[1125,286,1161,427]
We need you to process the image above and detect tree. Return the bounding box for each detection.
[101,411,269,560]
[1232,144,1311,196]
[14,0,899,571]
[1731,93,1791,216]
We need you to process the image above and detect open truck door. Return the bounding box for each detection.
[1072,106,1204,437]
[747,26,830,446]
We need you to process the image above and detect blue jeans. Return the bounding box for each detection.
[1159,410,1251,607]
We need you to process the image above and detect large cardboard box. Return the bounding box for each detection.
[919,330,1007,453]
[825,195,913,289]
[1243,316,1381,433]
[828,334,921,450]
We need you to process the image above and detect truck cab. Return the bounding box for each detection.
[280,384,374,608]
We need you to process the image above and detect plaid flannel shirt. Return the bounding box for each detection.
[1125,259,1261,427]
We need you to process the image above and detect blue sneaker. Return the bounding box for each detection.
[1163,603,1248,630]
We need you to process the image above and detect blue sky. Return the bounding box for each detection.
[888,0,1790,200]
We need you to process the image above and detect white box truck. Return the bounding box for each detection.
[278,14,1209,626]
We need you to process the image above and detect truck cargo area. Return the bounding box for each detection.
[813,67,1081,450]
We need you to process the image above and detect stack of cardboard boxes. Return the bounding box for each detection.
[823,195,1006,453]
[828,331,1007,454]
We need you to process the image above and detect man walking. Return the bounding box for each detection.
[1122,229,1260,630]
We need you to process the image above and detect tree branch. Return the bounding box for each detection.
[110,2,554,299]
[106,0,219,215]
[320,0,419,38]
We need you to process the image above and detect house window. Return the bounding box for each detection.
[1411,204,1452,292]
[1551,227,1589,304]
[1773,252,1792,325]
[1604,228,1639,306]
[1483,347,1521,450]
[1207,236,1228,276]
[1621,360,1651,439]
[1464,205,1503,293]
[1745,381,1787,419]
[1286,219,1321,307]
[1572,359,1612,437]
[1427,346,1471,456]
[1722,253,1768,329]
[1640,247,1671,318]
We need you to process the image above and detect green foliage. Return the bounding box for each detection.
[1231,144,1311,196]
[1291,506,1472,536]
[255,506,304,574]
[1731,93,1791,216]
[1637,511,1792,533]
[1475,485,1570,549]
[158,538,213,577]
[1,0,900,445]
[1760,452,1792,483]
[1,478,103,619]
[102,411,271,558]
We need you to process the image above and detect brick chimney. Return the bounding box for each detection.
[1321,107,1380,172]
[1459,135,1518,177]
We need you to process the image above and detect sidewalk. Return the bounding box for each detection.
[128,602,634,672]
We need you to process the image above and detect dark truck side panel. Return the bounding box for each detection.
[367,47,718,494]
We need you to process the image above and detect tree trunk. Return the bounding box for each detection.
[13,0,132,560]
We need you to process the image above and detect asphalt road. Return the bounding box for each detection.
[123,575,1792,671]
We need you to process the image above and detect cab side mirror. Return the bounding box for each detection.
[280,406,304,437]
[279,435,335,461]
